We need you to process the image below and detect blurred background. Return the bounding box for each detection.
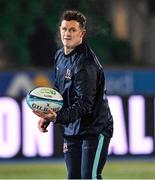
[0,0,155,179]
[1,0,155,68]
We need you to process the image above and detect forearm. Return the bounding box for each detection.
[55,96,94,124]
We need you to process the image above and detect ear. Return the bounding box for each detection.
[81,29,86,38]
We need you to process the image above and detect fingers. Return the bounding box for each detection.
[33,109,57,122]
[34,109,57,133]
[38,119,46,132]
[38,118,50,133]
[33,110,45,118]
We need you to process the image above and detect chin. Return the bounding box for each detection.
[64,44,74,49]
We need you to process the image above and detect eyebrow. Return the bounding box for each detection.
[61,26,79,30]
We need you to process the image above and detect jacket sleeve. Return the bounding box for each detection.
[53,51,59,90]
[56,58,98,124]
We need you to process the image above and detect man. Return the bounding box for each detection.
[34,10,113,179]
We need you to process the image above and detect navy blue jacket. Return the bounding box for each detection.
[54,43,113,138]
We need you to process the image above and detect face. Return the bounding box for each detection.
[60,20,86,51]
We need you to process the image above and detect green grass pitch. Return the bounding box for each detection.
[0,160,155,179]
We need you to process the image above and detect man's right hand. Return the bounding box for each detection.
[38,118,51,133]
[33,109,57,133]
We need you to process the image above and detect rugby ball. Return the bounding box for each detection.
[26,87,63,113]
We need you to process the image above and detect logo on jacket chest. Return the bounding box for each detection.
[65,69,72,80]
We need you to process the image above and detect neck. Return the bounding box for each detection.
[64,41,83,55]
[64,47,74,55]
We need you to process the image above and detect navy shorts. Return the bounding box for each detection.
[63,134,111,179]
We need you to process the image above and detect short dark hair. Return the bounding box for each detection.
[60,10,87,29]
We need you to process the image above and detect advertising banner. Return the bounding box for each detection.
[0,69,154,159]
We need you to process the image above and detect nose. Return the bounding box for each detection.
[65,30,71,36]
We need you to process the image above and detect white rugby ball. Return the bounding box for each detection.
[26,87,63,113]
